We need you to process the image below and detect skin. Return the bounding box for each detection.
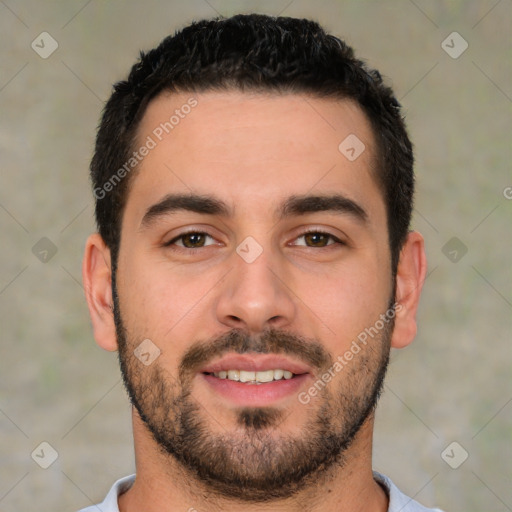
[83,91,427,512]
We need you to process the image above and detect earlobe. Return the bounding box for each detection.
[391,231,427,349]
[82,233,118,352]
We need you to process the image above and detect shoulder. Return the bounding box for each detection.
[373,471,446,512]
[75,474,136,512]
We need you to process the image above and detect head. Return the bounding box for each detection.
[91,14,414,275]
[83,14,426,503]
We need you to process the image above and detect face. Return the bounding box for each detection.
[113,91,394,500]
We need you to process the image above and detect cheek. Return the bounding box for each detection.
[117,251,218,343]
[300,258,390,349]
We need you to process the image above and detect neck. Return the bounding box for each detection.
[118,409,388,512]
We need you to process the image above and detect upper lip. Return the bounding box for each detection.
[200,354,312,375]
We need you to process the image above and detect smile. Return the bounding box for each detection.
[205,369,295,384]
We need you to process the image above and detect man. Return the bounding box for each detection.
[80,13,443,512]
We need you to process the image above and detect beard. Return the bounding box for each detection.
[112,275,393,503]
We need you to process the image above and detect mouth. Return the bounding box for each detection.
[199,354,312,406]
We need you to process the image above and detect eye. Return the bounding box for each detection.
[165,231,216,249]
[293,230,343,248]
[163,229,343,251]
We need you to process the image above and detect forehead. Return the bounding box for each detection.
[127,90,383,221]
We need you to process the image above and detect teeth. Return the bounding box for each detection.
[227,370,239,381]
[274,369,284,380]
[254,369,274,383]
[239,370,255,383]
[212,369,296,383]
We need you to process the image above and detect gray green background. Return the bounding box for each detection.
[1,1,511,511]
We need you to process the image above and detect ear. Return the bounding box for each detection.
[82,233,118,352]
[391,231,427,349]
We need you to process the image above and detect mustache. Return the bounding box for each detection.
[179,328,332,382]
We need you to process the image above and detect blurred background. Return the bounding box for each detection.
[0,1,510,511]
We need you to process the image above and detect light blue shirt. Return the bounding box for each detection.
[77,472,445,511]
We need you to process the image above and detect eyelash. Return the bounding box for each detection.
[164,229,344,252]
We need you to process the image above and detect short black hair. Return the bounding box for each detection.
[91,13,414,274]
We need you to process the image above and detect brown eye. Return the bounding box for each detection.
[304,232,331,247]
[294,231,341,248]
[181,233,207,248]
[166,232,214,249]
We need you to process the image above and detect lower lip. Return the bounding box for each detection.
[201,373,310,406]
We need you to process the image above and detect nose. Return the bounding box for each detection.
[215,243,296,335]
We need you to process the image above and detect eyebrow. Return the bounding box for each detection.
[140,192,368,228]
